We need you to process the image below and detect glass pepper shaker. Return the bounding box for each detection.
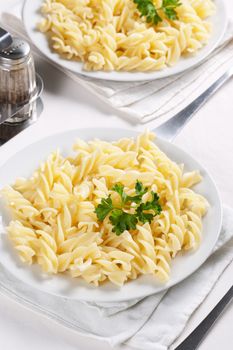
[0,30,38,124]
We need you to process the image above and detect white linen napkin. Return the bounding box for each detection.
[1,0,233,124]
[0,205,233,350]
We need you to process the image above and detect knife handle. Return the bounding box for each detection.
[175,285,233,350]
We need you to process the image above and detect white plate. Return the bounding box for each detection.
[0,128,222,302]
[22,0,227,82]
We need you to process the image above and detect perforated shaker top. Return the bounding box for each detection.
[0,37,31,64]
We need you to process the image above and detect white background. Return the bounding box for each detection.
[0,0,233,349]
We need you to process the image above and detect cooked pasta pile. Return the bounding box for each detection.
[38,0,216,72]
[1,132,208,286]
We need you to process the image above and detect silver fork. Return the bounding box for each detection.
[154,66,233,142]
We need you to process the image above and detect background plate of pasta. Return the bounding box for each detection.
[22,0,227,81]
[0,129,222,302]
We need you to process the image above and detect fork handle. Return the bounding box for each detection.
[154,67,233,143]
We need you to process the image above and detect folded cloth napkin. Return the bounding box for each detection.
[0,205,233,350]
[1,0,233,124]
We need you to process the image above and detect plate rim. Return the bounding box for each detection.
[22,0,228,82]
[0,127,223,302]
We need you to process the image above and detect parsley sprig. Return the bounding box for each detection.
[133,0,182,25]
[95,181,162,236]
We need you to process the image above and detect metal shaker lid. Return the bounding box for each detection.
[0,37,31,65]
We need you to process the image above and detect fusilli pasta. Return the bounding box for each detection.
[38,0,216,72]
[1,131,209,286]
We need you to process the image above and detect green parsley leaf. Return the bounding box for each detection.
[134,0,162,25]
[125,180,148,204]
[136,210,154,224]
[112,183,128,204]
[95,182,162,236]
[162,0,182,8]
[136,191,162,223]
[110,210,138,236]
[135,180,147,196]
[140,192,161,211]
[112,180,147,205]
[94,195,113,221]
[163,7,177,20]
[162,0,182,20]
[133,0,181,25]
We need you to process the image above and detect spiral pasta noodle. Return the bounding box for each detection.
[1,131,209,286]
[38,0,216,72]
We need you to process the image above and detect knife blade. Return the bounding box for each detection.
[155,66,233,142]
[175,285,233,350]
[0,27,13,50]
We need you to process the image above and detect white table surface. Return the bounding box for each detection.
[0,1,233,349]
